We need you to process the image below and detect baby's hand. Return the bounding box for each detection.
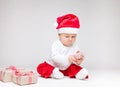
[75,59,83,65]
[68,55,77,64]
[72,51,85,65]
[74,51,84,60]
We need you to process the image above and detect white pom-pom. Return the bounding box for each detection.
[53,22,58,27]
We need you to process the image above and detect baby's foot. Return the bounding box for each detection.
[51,68,64,79]
[75,68,88,80]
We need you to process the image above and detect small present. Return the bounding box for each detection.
[0,66,30,82]
[0,68,15,82]
[13,71,38,86]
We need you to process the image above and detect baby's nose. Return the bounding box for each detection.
[69,38,72,41]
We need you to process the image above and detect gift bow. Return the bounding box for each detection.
[6,65,19,72]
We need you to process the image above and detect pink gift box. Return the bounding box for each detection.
[13,71,38,86]
[0,66,30,82]
[0,68,15,82]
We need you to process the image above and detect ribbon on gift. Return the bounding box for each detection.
[15,71,34,85]
[6,65,26,74]
[6,66,19,72]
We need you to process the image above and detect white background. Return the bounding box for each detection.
[0,0,120,70]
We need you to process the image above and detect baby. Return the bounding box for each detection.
[37,14,88,80]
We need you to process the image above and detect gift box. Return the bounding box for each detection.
[13,71,38,86]
[0,66,30,82]
[0,69,13,82]
[0,69,12,82]
[0,68,16,82]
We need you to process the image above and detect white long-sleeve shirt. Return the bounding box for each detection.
[47,40,80,70]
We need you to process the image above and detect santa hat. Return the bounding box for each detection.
[54,14,80,34]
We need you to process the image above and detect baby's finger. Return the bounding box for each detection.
[72,57,77,62]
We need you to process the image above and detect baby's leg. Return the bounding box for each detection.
[50,68,64,79]
[37,61,54,78]
[75,68,88,80]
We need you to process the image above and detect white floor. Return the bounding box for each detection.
[0,69,120,87]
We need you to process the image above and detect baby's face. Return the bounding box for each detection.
[58,33,77,47]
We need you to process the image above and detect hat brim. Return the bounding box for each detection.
[57,27,79,34]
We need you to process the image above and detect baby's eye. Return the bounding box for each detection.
[72,36,76,38]
[65,36,69,38]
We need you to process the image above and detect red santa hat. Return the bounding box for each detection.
[54,14,80,34]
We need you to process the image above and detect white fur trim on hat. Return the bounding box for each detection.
[57,27,79,34]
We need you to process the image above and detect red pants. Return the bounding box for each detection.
[37,61,83,78]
